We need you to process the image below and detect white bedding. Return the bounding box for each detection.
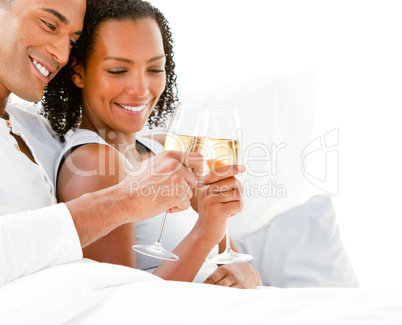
[1,259,401,324]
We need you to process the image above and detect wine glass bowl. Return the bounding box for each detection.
[200,107,253,264]
[132,103,208,261]
[132,102,252,264]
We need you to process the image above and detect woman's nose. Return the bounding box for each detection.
[126,73,148,97]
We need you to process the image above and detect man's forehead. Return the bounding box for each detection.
[13,0,86,19]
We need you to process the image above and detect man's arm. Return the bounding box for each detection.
[0,151,202,286]
[65,150,203,247]
[0,204,82,286]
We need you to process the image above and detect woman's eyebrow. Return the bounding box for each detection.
[104,55,166,64]
[148,55,165,63]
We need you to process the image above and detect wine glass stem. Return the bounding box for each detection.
[155,212,168,244]
[225,229,233,253]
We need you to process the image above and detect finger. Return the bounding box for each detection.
[203,191,242,208]
[168,176,193,212]
[203,165,245,185]
[203,268,226,285]
[164,151,204,177]
[177,164,199,189]
[168,199,191,213]
[163,151,202,190]
[220,200,243,216]
[204,177,239,195]
[212,276,237,288]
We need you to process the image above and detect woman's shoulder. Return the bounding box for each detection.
[63,130,125,173]
[57,137,127,202]
[137,133,165,154]
[57,130,126,181]
[64,129,107,149]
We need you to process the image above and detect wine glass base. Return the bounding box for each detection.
[207,250,253,265]
[132,244,179,261]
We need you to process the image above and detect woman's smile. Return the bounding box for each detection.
[114,101,150,115]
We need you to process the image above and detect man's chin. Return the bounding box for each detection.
[14,88,44,104]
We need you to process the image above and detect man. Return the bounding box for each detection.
[0,0,207,286]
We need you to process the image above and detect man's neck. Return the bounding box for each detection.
[0,84,10,115]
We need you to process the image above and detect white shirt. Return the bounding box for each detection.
[0,102,82,286]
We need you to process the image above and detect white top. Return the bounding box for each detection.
[0,102,82,287]
[59,129,218,282]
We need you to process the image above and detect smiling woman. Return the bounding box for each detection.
[72,19,166,135]
[42,0,176,141]
[40,0,248,286]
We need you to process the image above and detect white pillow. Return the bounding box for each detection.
[179,72,315,237]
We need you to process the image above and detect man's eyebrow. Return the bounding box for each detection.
[104,55,166,64]
[41,8,69,25]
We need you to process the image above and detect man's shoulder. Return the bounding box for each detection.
[6,100,62,148]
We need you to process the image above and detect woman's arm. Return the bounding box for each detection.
[58,143,137,267]
[153,165,244,282]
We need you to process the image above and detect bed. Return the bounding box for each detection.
[2,73,401,324]
[1,260,401,324]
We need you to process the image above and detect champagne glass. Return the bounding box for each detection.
[132,103,207,261]
[133,102,252,264]
[202,107,253,264]
[165,102,252,264]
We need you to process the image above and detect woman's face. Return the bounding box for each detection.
[75,18,166,134]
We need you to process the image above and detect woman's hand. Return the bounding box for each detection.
[204,263,262,289]
[192,165,245,245]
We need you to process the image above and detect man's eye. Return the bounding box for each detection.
[41,19,56,31]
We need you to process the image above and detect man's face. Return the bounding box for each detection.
[0,0,86,103]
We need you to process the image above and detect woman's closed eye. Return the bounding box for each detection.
[107,69,127,75]
[148,68,165,75]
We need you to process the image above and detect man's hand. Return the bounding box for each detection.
[120,150,203,221]
[204,263,262,289]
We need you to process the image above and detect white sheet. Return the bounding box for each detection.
[1,259,401,324]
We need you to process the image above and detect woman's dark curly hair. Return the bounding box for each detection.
[41,0,177,142]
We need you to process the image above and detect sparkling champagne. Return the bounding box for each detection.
[164,133,240,170]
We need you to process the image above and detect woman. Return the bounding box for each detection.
[42,0,261,288]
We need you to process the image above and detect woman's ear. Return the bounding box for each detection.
[71,63,85,88]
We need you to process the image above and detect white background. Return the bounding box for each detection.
[151,0,402,290]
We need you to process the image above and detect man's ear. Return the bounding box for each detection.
[71,63,85,88]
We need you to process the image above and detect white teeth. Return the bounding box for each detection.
[120,104,146,112]
[32,59,50,77]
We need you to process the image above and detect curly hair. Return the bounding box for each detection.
[41,0,177,142]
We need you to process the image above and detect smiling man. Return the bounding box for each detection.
[0,0,204,286]
[0,0,84,106]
